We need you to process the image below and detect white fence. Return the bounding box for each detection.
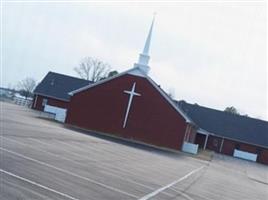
[13,97,32,107]
[182,142,199,154]
[233,149,257,162]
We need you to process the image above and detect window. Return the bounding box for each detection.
[42,98,48,106]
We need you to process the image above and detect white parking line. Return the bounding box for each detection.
[0,169,79,200]
[0,147,138,199]
[138,166,204,200]
[2,136,180,198]
[1,136,203,199]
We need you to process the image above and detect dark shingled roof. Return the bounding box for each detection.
[34,72,92,101]
[175,100,268,148]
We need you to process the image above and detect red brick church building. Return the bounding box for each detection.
[36,18,268,165]
[66,18,195,151]
[66,68,194,151]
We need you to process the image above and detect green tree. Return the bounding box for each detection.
[224,106,239,115]
[107,70,118,78]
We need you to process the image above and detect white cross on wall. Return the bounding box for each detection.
[123,82,141,128]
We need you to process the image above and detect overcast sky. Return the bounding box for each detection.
[2,1,267,120]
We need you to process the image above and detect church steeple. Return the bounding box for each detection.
[142,16,154,56]
[134,15,155,75]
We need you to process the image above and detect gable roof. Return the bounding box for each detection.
[175,100,268,148]
[69,67,193,123]
[34,72,92,101]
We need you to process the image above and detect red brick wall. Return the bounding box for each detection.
[258,148,268,165]
[239,143,258,154]
[221,138,236,155]
[222,139,258,155]
[32,95,69,111]
[66,74,187,150]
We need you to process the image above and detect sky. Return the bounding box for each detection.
[2,0,267,120]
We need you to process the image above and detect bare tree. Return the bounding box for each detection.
[74,57,111,82]
[17,77,36,99]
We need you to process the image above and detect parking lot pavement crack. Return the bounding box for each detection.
[248,177,268,185]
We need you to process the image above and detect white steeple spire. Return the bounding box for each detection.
[142,16,154,56]
[134,15,155,75]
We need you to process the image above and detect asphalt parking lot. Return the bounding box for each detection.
[0,102,267,200]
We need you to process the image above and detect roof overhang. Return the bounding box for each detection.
[196,128,268,149]
[196,128,214,136]
[34,93,70,102]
